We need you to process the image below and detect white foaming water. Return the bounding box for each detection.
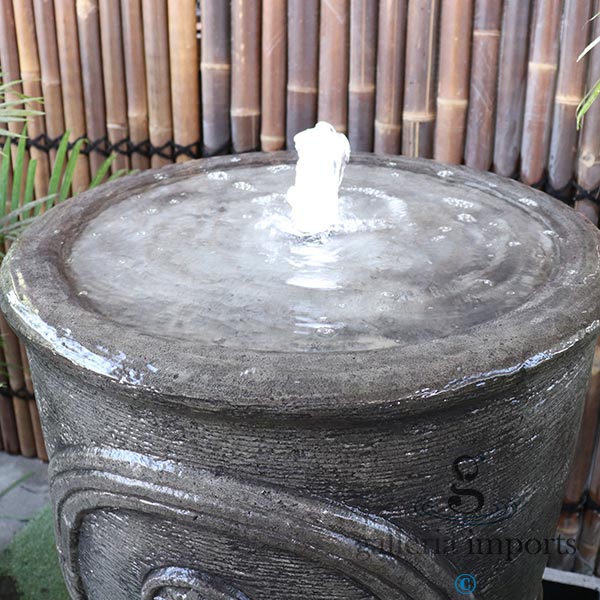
[286,121,351,235]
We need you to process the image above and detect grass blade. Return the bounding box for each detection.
[89,154,117,188]
[59,138,85,202]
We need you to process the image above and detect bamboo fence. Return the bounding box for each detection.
[0,9,600,569]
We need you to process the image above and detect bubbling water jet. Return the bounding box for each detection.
[286,121,351,235]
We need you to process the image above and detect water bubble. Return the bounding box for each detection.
[444,197,475,209]
[508,241,522,247]
[168,198,180,205]
[517,197,538,207]
[77,290,89,297]
[439,226,452,233]
[316,327,336,337]
[145,207,159,215]
[207,171,228,181]
[240,367,257,377]
[430,235,446,242]
[233,181,258,192]
[476,279,493,287]
[437,169,454,178]
[230,156,241,163]
[153,172,167,181]
[457,213,477,223]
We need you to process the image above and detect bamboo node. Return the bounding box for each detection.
[349,83,376,93]
[555,94,582,107]
[260,134,286,143]
[528,62,558,73]
[200,62,231,71]
[287,84,318,94]
[231,109,261,117]
[402,110,436,122]
[437,98,468,108]
[375,120,402,132]
[473,30,500,37]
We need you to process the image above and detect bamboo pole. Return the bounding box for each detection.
[577,0,600,223]
[348,0,378,152]
[547,0,592,195]
[32,0,65,164]
[77,0,107,177]
[464,0,502,171]
[231,0,262,152]
[200,0,231,156]
[318,0,350,133]
[142,0,173,167]
[493,0,531,177]
[0,314,35,457]
[261,0,287,151]
[19,342,46,460]
[374,0,407,155]
[434,0,473,163]
[0,0,29,170]
[99,0,130,173]
[54,0,91,192]
[0,345,19,455]
[286,0,319,146]
[520,0,563,187]
[168,0,201,162]
[402,0,439,158]
[549,342,600,570]
[121,0,150,171]
[578,405,600,575]
[12,0,50,198]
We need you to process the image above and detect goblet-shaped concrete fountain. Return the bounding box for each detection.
[1,123,600,600]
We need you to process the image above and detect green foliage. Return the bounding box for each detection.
[0,131,125,254]
[0,76,43,138]
[577,15,600,129]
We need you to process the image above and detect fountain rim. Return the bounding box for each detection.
[2,151,600,417]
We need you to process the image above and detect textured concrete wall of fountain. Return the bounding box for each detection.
[1,142,600,599]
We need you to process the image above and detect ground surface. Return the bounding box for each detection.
[0,453,67,599]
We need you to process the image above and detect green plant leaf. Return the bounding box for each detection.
[22,158,37,220]
[0,137,11,221]
[59,137,85,202]
[577,78,600,129]
[89,153,117,189]
[46,132,70,210]
[10,133,28,214]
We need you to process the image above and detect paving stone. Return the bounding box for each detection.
[0,454,49,552]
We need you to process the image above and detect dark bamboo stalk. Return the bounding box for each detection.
[231,0,262,152]
[77,0,108,176]
[434,0,473,163]
[200,0,231,155]
[12,0,50,197]
[19,342,46,460]
[32,0,65,164]
[374,0,407,155]
[464,0,502,171]
[99,0,130,173]
[548,0,592,195]
[348,0,378,151]
[0,345,19,454]
[549,341,600,570]
[0,314,35,457]
[261,0,287,151]
[168,0,201,162]
[401,0,439,158]
[286,0,319,146]
[0,0,29,172]
[142,0,173,167]
[318,0,350,133]
[121,0,150,171]
[577,0,600,223]
[54,0,91,192]
[493,0,531,177]
[520,0,563,186]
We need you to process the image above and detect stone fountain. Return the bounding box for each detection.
[1,123,600,600]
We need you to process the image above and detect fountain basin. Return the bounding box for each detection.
[1,153,600,599]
